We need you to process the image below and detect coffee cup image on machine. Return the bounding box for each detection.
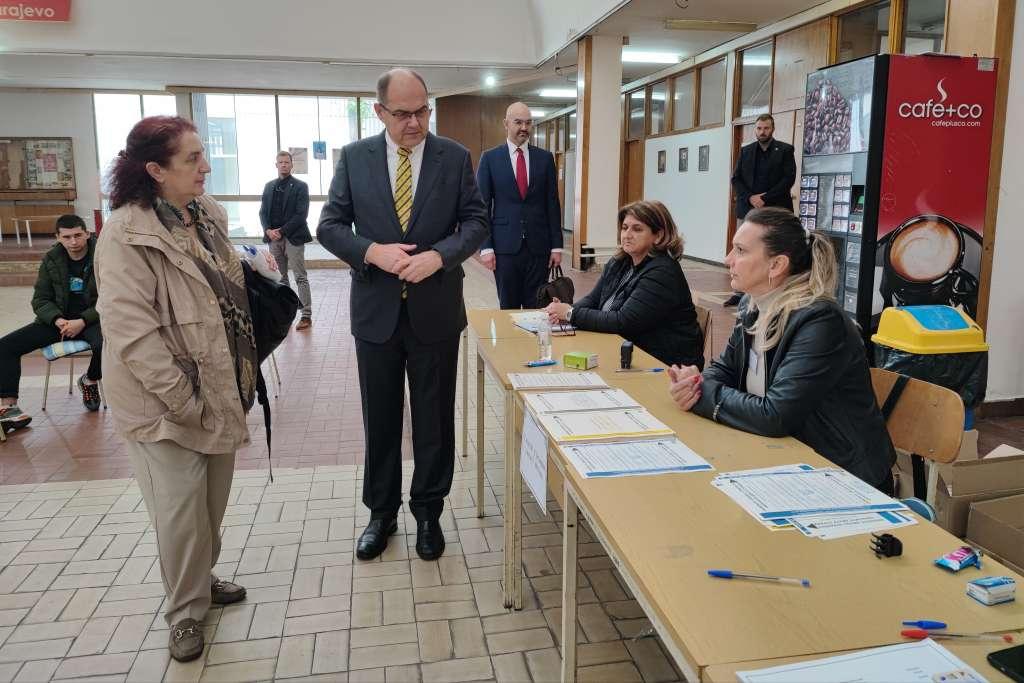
[876,214,981,318]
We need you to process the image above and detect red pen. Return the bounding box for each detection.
[901,628,1013,643]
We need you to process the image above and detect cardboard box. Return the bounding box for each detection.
[933,446,1024,538]
[894,429,979,500]
[563,351,598,370]
[966,493,1024,577]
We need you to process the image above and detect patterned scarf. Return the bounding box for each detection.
[154,198,257,412]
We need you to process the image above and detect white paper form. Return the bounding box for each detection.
[509,372,608,390]
[712,467,906,521]
[510,312,575,334]
[562,439,713,478]
[737,639,987,682]
[520,412,548,515]
[791,509,917,540]
[536,408,674,442]
[523,389,641,414]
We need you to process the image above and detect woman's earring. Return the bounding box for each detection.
[768,273,774,288]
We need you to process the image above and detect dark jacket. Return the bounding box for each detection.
[572,251,703,368]
[317,132,489,344]
[731,139,796,219]
[259,175,312,245]
[693,298,896,489]
[32,237,99,327]
[477,144,562,255]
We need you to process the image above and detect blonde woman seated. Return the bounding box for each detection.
[544,200,703,368]
[668,207,896,493]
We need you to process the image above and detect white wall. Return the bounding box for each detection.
[982,4,1024,402]
[643,126,734,263]
[0,91,98,219]
[527,0,627,63]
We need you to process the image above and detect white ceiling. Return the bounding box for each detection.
[0,0,830,106]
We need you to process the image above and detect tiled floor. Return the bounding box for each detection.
[0,257,702,682]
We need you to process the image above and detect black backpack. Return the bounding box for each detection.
[242,261,301,480]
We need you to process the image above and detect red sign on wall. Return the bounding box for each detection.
[874,55,998,320]
[0,0,70,21]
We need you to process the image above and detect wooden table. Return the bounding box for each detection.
[551,377,1024,681]
[465,309,663,608]
[702,632,1023,681]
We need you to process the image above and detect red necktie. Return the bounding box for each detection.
[515,147,528,200]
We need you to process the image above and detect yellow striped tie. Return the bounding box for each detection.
[395,147,412,233]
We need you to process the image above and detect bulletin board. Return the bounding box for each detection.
[0,137,76,193]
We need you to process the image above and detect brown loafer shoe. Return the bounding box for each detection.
[295,317,312,330]
[169,618,204,662]
[211,579,246,605]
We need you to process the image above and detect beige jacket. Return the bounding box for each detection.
[95,195,250,454]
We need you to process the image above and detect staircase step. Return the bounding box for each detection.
[0,273,37,286]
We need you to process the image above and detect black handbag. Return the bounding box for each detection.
[242,261,301,481]
[536,266,574,308]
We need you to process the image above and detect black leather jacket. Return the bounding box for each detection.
[572,251,703,368]
[693,298,896,489]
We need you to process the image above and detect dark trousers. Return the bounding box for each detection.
[0,322,103,399]
[354,304,460,522]
[495,244,549,309]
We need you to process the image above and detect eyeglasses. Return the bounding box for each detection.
[379,104,432,121]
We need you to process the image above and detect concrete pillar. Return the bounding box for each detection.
[572,34,623,268]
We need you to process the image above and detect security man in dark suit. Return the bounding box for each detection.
[726,113,796,306]
[260,151,313,329]
[477,101,562,309]
[317,68,489,562]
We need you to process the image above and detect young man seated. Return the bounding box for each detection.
[0,215,102,434]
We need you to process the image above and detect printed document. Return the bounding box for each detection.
[790,509,917,540]
[562,439,713,478]
[737,639,986,682]
[536,408,674,442]
[519,412,548,515]
[523,389,641,414]
[509,372,608,390]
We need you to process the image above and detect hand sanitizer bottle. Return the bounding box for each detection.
[536,316,553,362]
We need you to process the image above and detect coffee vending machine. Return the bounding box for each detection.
[798,54,998,337]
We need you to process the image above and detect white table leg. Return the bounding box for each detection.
[561,483,579,683]
[476,351,485,519]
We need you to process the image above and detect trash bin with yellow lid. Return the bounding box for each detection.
[872,305,988,416]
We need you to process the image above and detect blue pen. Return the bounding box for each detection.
[614,367,665,373]
[902,620,948,630]
[708,569,811,588]
[525,359,558,367]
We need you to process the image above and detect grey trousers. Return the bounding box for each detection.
[127,440,235,626]
[269,239,312,317]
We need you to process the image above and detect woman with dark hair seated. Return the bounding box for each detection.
[544,200,703,368]
[668,207,896,492]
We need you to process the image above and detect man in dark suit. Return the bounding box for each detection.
[317,68,488,561]
[260,151,313,329]
[726,113,796,305]
[477,102,562,309]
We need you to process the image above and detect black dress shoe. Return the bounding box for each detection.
[723,292,743,307]
[356,517,397,560]
[415,519,446,561]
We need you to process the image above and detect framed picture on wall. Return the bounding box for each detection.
[678,147,688,172]
[657,150,666,174]
[698,145,710,172]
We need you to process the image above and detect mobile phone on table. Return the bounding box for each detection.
[989,643,1024,682]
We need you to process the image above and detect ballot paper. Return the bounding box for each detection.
[523,389,641,414]
[790,509,917,540]
[508,372,608,390]
[510,311,575,334]
[520,412,548,515]
[562,439,713,478]
[712,467,907,522]
[536,408,674,443]
[737,639,986,682]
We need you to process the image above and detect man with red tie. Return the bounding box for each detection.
[477,102,563,309]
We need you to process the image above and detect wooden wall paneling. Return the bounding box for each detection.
[624,140,644,205]
[946,0,998,56]
[436,95,484,167]
[574,35,594,269]
[772,18,831,114]
[974,0,1015,329]
[480,96,515,160]
[793,108,806,202]
[769,110,801,208]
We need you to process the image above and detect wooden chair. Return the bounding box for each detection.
[695,304,713,364]
[870,367,964,504]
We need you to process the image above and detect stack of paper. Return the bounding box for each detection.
[510,311,575,334]
[508,372,608,390]
[536,407,674,443]
[563,439,713,478]
[712,465,916,539]
[523,388,640,414]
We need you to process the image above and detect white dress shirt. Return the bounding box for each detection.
[481,139,561,256]
[385,131,425,201]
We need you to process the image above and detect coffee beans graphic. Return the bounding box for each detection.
[803,80,852,155]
